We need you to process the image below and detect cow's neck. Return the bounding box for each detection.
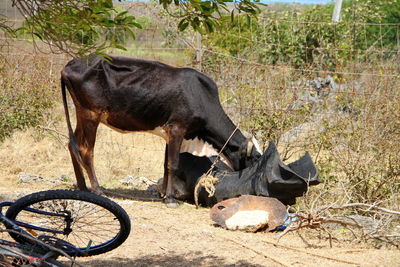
[142,125,236,169]
[202,113,248,170]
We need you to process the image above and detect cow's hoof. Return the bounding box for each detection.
[164,198,179,208]
[74,183,89,192]
[91,187,105,196]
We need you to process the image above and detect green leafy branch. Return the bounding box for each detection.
[159,0,263,33]
[12,0,142,57]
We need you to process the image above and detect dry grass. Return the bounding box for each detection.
[0,117,166,190]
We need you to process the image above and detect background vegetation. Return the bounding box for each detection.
[194,0,400,208]
[205,0,400,69]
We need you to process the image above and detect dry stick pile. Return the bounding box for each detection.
[278,200,400,248]
[277,212,363,248]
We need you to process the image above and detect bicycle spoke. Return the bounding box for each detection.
[5,190,131,256]
[13,199,122,248]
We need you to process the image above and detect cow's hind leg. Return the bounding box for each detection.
[165,124,185,208]
[68,144,88,191]
[73,110,102,194]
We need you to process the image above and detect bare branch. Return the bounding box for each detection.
[321,203,400,216]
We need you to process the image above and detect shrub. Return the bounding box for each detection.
[0,56,57,141]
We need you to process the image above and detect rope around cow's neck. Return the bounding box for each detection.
[193,124,239,207]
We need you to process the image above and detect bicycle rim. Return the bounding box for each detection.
[5,190,131,256]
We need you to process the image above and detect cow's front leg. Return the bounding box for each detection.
[165,124,185,208]
[160,145,168,197]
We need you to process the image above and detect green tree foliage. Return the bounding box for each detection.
[344,0,400,51]
[9,0,263,57]
[0,14,14,37]
[159,0,262,34]
[13,0,142,57]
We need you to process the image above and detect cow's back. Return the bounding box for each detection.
[61,56,224,133]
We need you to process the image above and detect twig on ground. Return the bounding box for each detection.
[278,198,400,248]
[321,203,400,216]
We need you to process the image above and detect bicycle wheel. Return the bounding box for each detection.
[5,190,131,256]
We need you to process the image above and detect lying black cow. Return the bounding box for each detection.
[168,141,320,206]
[61,56,261,207]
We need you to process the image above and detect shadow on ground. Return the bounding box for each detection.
[103,188,163,203]
[79,253,266,267]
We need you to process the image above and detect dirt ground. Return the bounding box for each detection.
[0,129,399,267]
[0,179,399,267]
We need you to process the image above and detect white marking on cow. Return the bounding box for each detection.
[146,128,233,169]
[225,210,269,231]
[147,126,168,140]
[242,131,263,156]
[251,136,263,155]
[180,137,233,169]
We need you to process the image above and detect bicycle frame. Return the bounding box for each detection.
[0,201,114,258]
[0,200,80,266]
[0,201,71,236]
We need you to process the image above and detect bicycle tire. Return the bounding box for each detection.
[5,190,131,257]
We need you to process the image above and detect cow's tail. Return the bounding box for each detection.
[61,75,83,165]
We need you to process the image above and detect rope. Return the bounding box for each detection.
[194,125,239,207]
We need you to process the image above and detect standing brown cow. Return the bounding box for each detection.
[61,56,260,207]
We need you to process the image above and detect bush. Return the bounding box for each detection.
[0,56,57,141]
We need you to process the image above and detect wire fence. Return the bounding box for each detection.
[1,1,399,200]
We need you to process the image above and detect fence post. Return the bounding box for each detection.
[332,0,343,23]
[196,32,202,71]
